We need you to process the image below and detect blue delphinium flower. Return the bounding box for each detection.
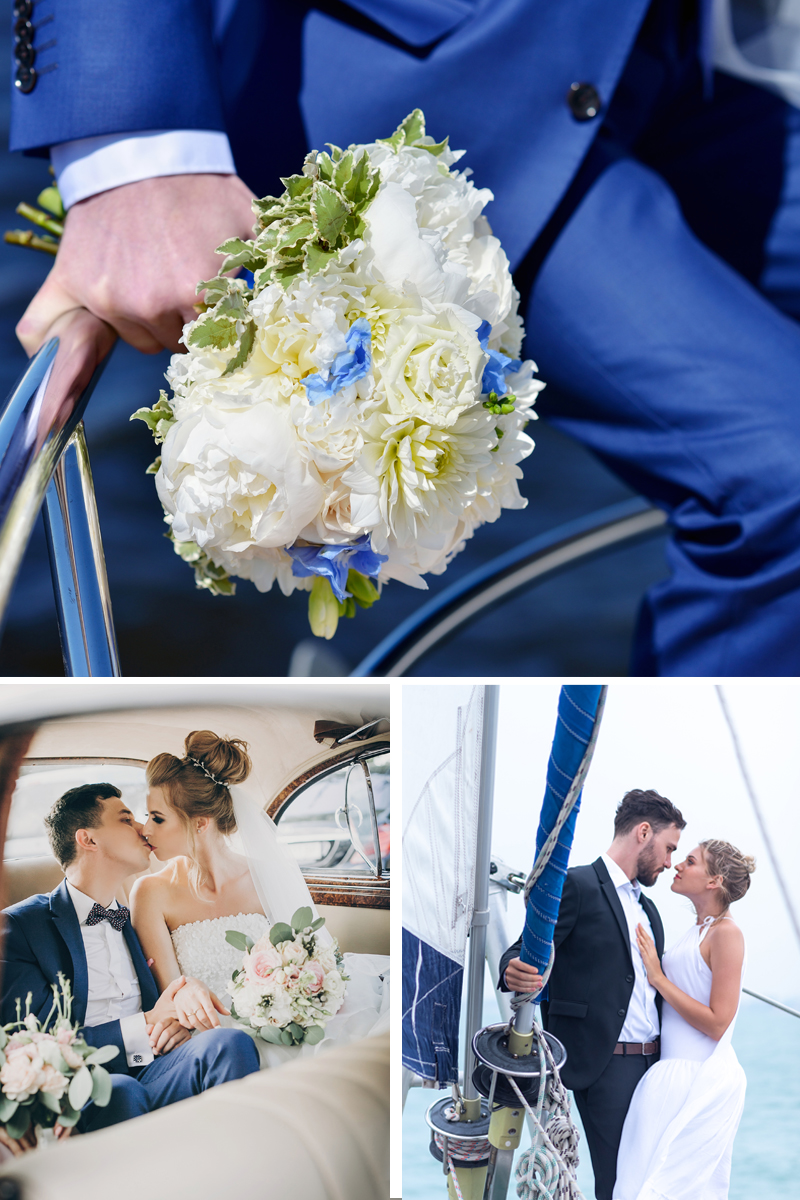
[477,320,522,396]
[287,535,387,602]
[304,318,372,405]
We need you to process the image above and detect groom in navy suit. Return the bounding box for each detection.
[0,782,259,1150]
[10,0,800,675]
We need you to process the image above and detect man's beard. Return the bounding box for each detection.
[635,843,662,888]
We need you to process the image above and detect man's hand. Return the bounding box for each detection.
[0,1125,38,1157]
[173,977,229,1031]
[146,1017,192,1056]
[17,173,257,357]
[145,974,186,1028]
[504,958,544,994]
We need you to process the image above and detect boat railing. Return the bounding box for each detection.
[0,309,119,676]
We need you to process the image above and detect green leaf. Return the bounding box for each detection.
[286,1022,304,1043]
[90,1065,113,1107]
[281,174,314,200]
[68,1064,93,1112]
[226,930,252,953]
[145,456,161,476]
[222,319,256,376]
[269,922,294,946]
[195,275,233,302]
[188,313,238,352]
[333,151,354,192]
[304,242,336,277]
[290,907,313,933]
[84,1045,119,1067]
[274,262,305,289]
[0,1096,18,1123]
[5,1105,30,1140]
[422,137,449,156]
[257,1025,283,1044]
[399,109,426,146]
[55,1104,80,1128]
[39,1090,61,1114]
[311,181,350,248]
[37,184,65,219]
[279,1030,294,1046]
[274,219,314,252]
[347,569,380,609]
[309,917,326,932]
[303,1025,325,1045]
[0,1027,8,1050]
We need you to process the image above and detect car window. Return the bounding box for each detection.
[6,762,148,860]
[275,751,390,875]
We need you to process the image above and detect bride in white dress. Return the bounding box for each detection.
[130,730,389,1068]
[613,839,755,1200]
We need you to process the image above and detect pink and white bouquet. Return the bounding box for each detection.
[0,975,118,1141]
[226,906,347,1047]
[133,109,544,639]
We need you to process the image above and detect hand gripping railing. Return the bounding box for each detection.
[0,310,120,676]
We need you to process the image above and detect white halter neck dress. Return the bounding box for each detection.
[171,912,390,1070]
[612,918,746,1200]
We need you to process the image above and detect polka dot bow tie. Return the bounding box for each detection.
[86,903,129,931]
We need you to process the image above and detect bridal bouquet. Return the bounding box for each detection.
[0,975,117,1140]
[225,907,347,1047]
[133,109,544,638]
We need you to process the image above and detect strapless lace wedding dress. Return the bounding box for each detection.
[613,918,746,1200]
[171,913,390,1069]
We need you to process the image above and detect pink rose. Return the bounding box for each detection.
[245,944,282,987]
[304,961,325,994]
[39,1064,68,1100]
[1,1052,43,1102]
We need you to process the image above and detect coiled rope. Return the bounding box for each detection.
[432,1131,492,1200]
[510,1027,583,1200]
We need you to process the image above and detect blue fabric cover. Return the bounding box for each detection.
[401,928,462,1083]
[520,685,604,979]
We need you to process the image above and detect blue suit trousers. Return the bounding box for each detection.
[523,15,800,672]
[81,1027,260,1132]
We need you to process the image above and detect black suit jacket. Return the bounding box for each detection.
[498,857,664,1091]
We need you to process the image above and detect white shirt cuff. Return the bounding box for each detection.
[51,130,236,210]
[120,1012,154,1069]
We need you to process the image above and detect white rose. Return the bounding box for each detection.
[375,304,485,424]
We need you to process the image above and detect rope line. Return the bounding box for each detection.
[509,1029,584,1200]
[432,1130,491,1200]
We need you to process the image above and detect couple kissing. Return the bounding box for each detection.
[500,789,755,1200]
[0,730,388,1155]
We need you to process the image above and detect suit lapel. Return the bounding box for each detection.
[122,921,159,1012]
[49,880,89,1026]
[592,857,633,965]
[639,894,664,957]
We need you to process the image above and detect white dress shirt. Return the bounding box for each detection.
[601,853,660,1044]
[65,882,153,1069]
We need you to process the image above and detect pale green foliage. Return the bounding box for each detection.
[130,391,176,444]
[377,108,449,156]
[169,533,236,596]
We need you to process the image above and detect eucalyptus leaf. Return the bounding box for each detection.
[84,1045,119,1066]
[0,1096,18,1123]
[68,1065,93,1112]
[257,1025,283,1044]
[56,1104,80,1128]
[5,1105,30,1140]
[39,1090,61,1114]
[286,1022,304,1042]
[303,1025,325,1045]
[0,1027,8,1050]
[291,907,313,933]
[269,923,294,946]
[226,930,251,953]
[90,1065,113,1107]
[279,1030,294,1046]
[309,917,326,932]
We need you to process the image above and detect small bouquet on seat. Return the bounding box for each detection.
[133,109,545,638]
[0,974,118,1142]
[225,907,347,1047]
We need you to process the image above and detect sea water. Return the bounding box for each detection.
[403,998,800,1198]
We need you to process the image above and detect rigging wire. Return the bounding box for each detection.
[715,685,800,956]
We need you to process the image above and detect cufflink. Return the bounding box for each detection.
[133,1054,143,1064]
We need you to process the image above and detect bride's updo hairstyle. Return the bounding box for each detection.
[146,730,251,837]
[700,839,756,911]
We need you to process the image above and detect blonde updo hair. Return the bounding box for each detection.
[700,839,756,911]
[146,730,251,837]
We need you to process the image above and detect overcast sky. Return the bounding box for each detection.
[484,682,800,1004]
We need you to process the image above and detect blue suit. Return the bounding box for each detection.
[10,0,800,674]
[2,881,259,1129]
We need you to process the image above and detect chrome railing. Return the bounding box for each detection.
[0,310,120,676]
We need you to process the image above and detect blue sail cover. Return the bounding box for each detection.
[402,930,463,1083]
[520,685,606,978]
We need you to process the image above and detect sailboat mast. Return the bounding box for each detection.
[462,683,500,1111]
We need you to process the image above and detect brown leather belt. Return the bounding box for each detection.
[613,1038,659,1056]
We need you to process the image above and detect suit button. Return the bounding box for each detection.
[15,42,36,69]
[626,974,634,983]
[617,1008,626,1017]
[13,16,33,39]
[568,82,602,121]
[15,64,37,94]
[13,0,34,18]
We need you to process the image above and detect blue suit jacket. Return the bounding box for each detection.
[8,0,652,268]
[1,879,160,1075]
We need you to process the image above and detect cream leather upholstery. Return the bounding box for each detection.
[0,1032,389,1200]
[3,858,389,955]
